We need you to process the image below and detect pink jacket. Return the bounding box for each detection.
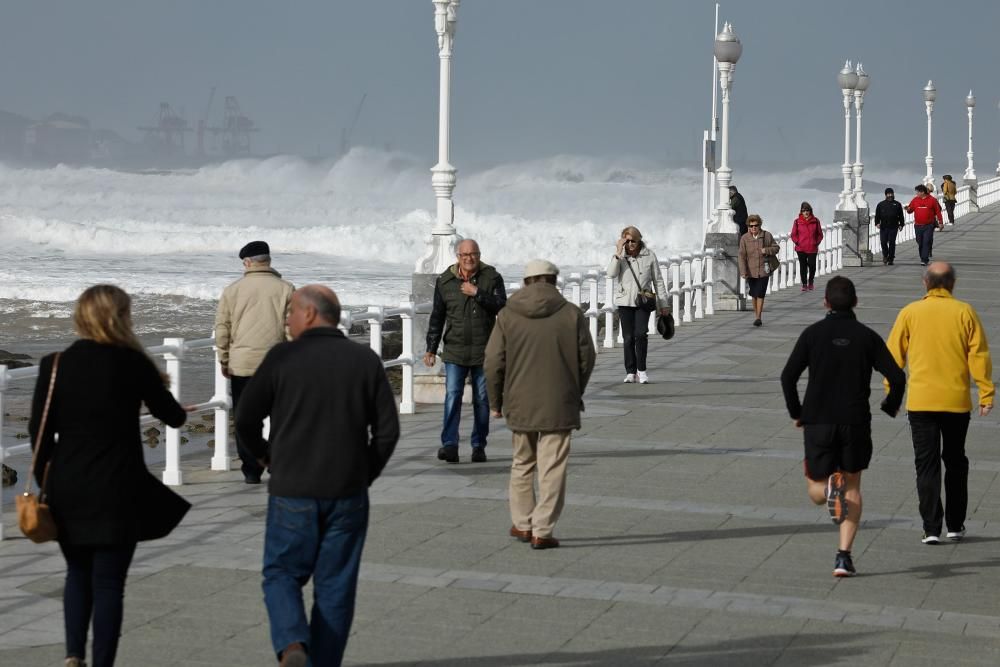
[790,215,823,254]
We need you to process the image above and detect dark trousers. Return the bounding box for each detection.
[796,251,817,285]
[944,199,956,224]
[914,224,935,264]
[618,306,652,373]
[59,541,137,667]
[231,374,265,481]
[879,225,900,262]
[908,411,971,535]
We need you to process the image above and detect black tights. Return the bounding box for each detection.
[797,251,817,286]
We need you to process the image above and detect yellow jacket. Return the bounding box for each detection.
[886,288,994,412]
[942,179,957,201]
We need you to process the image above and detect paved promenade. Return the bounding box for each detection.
[4,207,1000,665]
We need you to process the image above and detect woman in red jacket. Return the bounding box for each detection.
[790,202,824,291]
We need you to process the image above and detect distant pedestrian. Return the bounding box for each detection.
[485,259,595,550]
[423,239,506,464]
[781,276,905,577]
[905,185,943,266]
[738,214,780,327]
[941,174,958,225]
[886,262,994,545]
[790,201,823,291]
[29,285,191,667]
[215,240,295,484]
[606,226,671,384]
[729,185,749,237]
[874,188,905,265]
[236,285,400,667]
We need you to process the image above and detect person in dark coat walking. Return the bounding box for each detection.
[29,284,189,667]
[729,185,749,237]
[874,188,905,265]
[780,276,905,577]
[236,284,400,667]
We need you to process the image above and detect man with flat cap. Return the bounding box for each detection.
[216,241,295,483]
[485,259,595,549]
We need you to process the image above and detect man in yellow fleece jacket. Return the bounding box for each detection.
[886,262,994,545]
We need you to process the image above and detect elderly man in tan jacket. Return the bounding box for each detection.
[215,240,295,483]
[484,259,596,550]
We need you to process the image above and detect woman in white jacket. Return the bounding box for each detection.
[606,226,671,384]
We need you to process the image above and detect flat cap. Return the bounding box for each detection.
[239,240,270,259]
[523,259,559,278]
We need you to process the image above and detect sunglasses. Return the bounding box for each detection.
[624,239,639,244]
[748,224,761,228]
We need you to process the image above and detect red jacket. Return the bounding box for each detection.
[790,215,824,254]
[907,194,943,226]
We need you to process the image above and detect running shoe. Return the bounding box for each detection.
[624,373,636,384]
[825,471,848,525]
[946,527,966,541]
[921,533,940,545]
[637,371,649,384]
[833,552,856,577]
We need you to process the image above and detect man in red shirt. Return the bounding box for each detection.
[905,184,944,266]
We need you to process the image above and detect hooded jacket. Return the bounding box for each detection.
[426,262,506,366]
[790,214,824,254]
[484,281,596,432]
[606,246,670,311]
[215,266,295,376]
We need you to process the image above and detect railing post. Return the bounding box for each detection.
[692,253,705,319]
[587,275,600,353]
[704,249,715,316]
[367,306,384,356]
[669,258,682,325]
[162,338,184,486]
[569,273,582,307]
[0,365,7,540]
[681,254,694,322]
[210,342,231,471]
[836,223,845,269]
[603,275,615,349]
[399,301,415,415]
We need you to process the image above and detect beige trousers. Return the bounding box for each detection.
[509,430,572,538]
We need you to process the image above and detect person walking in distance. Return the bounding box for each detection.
[485,260,596,550]
[236,285,400,667]
[423,239,506,464]
[886,262,993,544]
[738,214,780,327]
[729,185,749,237]
[606,226,671,384]
[905,185,943,266]
[215,240,294,484]
[781,277,905,577]
[941,174,958,225]
[790,202,823,291]
[874,188,905,265]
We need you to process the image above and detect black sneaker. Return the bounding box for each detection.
[833,552,856,577]
[825,472,848,525]
[753,319,762,327]
[471,447,487,463]
[437,446,459,464]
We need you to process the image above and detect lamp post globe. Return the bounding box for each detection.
[923,80,936,187]
[836,61,857,210]
[711,22,741,234]
[965,89,977,182]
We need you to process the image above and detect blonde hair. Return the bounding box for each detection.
[620,226,645,250]
[74,285,167,382]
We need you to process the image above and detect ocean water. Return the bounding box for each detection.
[0,148,923,348]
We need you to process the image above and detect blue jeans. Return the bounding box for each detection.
[263,493,369,666]
[915,224,935,263]
[442,363,489,449]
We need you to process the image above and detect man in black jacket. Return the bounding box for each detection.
[729,185,749,237]
[237,284,400,667]
[874,188,906,265]
[780,276,905,578]
[422,238,506,464]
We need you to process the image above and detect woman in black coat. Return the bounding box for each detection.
[29,285,189,667]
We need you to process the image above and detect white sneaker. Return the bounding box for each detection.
[637,371,649,384]
[946,527,966,541]
[623,373,635,384]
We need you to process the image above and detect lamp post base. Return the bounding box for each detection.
[835,208,873,267]
[704,232,746,311]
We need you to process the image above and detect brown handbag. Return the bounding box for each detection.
[16,353,60,543]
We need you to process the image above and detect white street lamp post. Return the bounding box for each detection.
[852,63,870,210]
[923,80,936,188]
[964,90,977,183]
[710,22,742,234]
[415,0,461,275]
[836,61,857,211]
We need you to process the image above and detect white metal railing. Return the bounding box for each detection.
[975,175,1000,209]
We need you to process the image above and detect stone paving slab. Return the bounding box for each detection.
[3,208,1000,664]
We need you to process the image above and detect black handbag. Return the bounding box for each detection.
[657,313,675,340]
[625,258,657,312]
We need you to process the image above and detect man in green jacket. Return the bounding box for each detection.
[485,259,596,549]
[423,239,506,464]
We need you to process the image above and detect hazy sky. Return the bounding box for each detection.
[1,0,998,173]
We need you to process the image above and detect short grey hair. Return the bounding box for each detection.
[298,285,341,326]
[246,254,271,264]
